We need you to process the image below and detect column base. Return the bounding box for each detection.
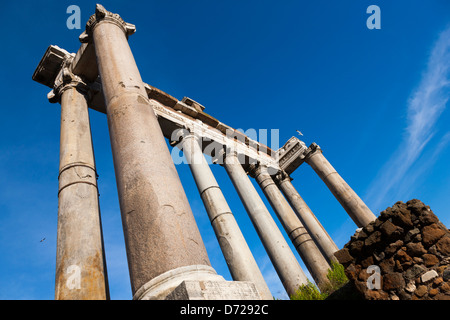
[166,280,262,300]
[133,265,226,300]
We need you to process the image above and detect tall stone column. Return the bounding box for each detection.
[84,5,219,299]
[178,132,272,300]
[251,164,331,289]
[304,143,376,227]
[221,150,308,297]
[275,171,338,264]
[53,68,109,300]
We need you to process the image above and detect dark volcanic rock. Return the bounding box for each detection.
[334,199,450,300]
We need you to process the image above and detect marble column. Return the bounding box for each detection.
[53,70,109,300]
[252,164,331,289]
[275,171,338,264]
[221,150,308,297]
[179,132,272,300]
[304,143,376,227]
[85,5,219,299]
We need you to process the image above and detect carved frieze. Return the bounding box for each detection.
[276,137,308,174]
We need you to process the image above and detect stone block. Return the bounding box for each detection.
[334,247,354,266]
[422,223,446,247]
[421,270,439,283]
[165,280,262,300]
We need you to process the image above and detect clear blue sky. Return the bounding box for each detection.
[0,0,449,300]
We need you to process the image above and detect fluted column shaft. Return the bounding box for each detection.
[275,172,338,264]
[180,133,272,299]
[55,80,109,300]
[253,165,331,289]
[222,151,308,297]
[305,144,376,228]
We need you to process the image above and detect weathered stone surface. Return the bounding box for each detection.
[436,236,450,256]
[423,254,439,267]
[396,249,412,262]
[165,280,262,300]
[385,240,403,256]
[365,231,382,247]
[379,257,395,274]
[335,200,450,300]
[435,293,450,300]
[404,265,427,280]
[422,223,446,247]
[364,289,389,300]
[349,240,365,256]
[414,285,427,298]
[421,270,439,283]
[383,272,405,291]
[406,242,427,256]
[334,248,354,266]
[405,228,420,242]
[405,280,416,293]
[391,204,413,228]
[380,220,403,240]
[443,268,450,281]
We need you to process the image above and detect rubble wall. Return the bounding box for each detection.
[334,199,450,300]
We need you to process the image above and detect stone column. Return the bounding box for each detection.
[251,164,331,289]
[84,5,220,299]
[178,132,272,300]
[304,143,376,227]
[221,150,308,297]
[275,171,339,264]
[53,69,109,300]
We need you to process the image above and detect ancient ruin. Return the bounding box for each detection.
[32,5,377,300]
[334,199,450,300]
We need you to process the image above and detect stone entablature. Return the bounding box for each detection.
[33,3,377,300]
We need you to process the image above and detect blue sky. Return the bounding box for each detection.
[0,1,449,300]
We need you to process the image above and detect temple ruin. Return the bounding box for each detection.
[32,4,376,300]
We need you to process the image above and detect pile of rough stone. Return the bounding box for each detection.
[334,199,450,300]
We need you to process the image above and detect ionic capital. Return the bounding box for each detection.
[247,163,268,179]
[169,128,211,154]
[274,170,292,185]
[48,60,89,104]
[303,142,323,162]
[80,4,136,43]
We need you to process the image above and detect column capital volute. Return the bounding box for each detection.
[303,142,323,162]
[48,58,90,104]
[247,162,270,179]
[274,170,292,185]
[211,146,236,165]
[80,4,136,43]
[169,127,200,147]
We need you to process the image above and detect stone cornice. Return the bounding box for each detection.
[276,136,308,174]
[79,4,136,43]
[32,45,74,88]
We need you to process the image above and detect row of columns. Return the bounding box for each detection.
[221,150,309,295]
[174,130,376,295]
[49,4,376,300]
